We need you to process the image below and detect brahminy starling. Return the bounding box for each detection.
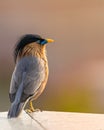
[8,34,54,118]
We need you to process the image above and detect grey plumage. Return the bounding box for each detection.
[8,56,45,118]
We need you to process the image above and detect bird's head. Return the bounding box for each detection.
[14,34,54,62]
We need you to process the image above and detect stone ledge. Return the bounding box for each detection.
[0,111,104,130]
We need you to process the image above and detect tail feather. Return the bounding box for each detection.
[8,74,25,118]
[8,102,24,118]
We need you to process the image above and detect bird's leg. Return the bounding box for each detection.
[29,100,35,112]
[30,100,41,112]
[25,100,35,113]
[25,100,41,113]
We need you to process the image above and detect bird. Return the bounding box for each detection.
[8,34,54,118]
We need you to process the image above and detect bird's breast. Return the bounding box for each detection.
[39,57,49,93]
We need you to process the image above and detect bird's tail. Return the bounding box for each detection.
[8,78,25,118]
[8,102,25,118]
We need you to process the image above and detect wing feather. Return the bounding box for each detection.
[9,56,45,103]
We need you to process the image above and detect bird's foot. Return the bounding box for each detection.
[25,108,41,113]
[25,100,41,113]
[25,109,32,113]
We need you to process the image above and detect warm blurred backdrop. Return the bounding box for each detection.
[1,0,104,113]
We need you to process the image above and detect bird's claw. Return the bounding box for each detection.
[25,108,41,113]
[25,109,32,113]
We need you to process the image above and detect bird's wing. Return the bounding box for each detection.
[9,56,45,103]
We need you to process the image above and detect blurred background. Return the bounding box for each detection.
[0,0,104,113]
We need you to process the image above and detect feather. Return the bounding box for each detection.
[8,56,46,118]
[14,34,43,62]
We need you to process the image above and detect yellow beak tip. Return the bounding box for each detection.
[46,39,54,43]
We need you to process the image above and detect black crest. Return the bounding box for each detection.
[14,34,42,62]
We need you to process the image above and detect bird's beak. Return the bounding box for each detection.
[46,39,54,43]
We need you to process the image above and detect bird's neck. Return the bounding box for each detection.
[17,42,47,61]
